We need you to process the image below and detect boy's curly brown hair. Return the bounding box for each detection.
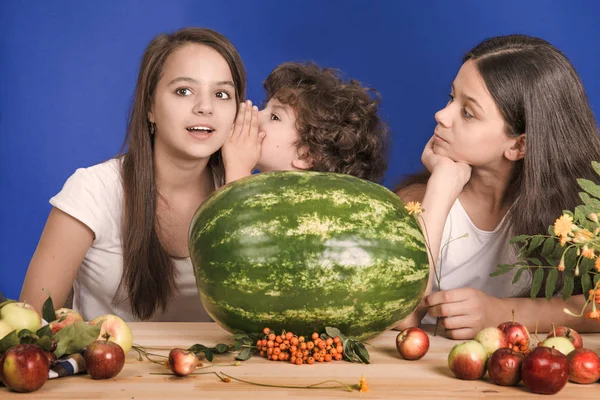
[263,62,389,183]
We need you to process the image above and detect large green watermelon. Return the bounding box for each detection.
[189,171,429,340]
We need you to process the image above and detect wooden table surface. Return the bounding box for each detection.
[2,322,599,399]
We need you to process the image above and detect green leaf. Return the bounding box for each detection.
[581,273,593,296]
[577,178,600,199]
[235,347,252,361]
[548,224,555,236]
[512,267,527,284]
[41,289,56,323]
[324,327,345,340]
[541,238,556,258]
[530,268,544,299]
[35,335,53,351]
[510,235,530,244]
[214,343,229,354]
[594,274,600,286]
[579,192,600,209]
[17,329,34,339]
[205,350,214,362]
[188,344,207,353]
[527,236,545,253]
[490,264,512,277]
[353,342,370,364]
[36,325,52,338]
[562,274,575,300]
[53,321,102,358]
[0,330,19,353]
[545,268,559,300]
[526,258,542,266]
[592,161,600,177]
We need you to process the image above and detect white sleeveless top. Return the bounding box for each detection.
[49,158,215,322]
[422,199,532,324]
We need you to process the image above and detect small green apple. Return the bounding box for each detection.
[89,314,133,354]
[541,336,575,356]
[0,302,42,334]
[0,320,14,340]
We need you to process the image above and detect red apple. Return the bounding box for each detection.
[395,327,430,360]
[546,326,583,349]
[474,327,508,358]
[521,346,569,394]
[89,314,133,354]
[497,315,530,349]
[84,339,125,380]
[567,348,600,384]
[487,347,524,386]
[0,344,49,393]
[447,340,488,380]
[49,308,84,334]
[168,348,199,377]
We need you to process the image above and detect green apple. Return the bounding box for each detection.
[0,302,42,334]
[89,314,133,354]
[0,320,15,340]
[541,336,575,356]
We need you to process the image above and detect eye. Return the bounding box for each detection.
[215,91,231,100]
[270,113,280,122]
[175,87,192,96]
[447,94,455,105]
[462,108,474,119]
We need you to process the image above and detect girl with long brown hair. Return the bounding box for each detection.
[396,34,600,338]
[20,27,248,321]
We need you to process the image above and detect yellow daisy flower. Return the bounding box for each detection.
[554,214,575,237]
[404,201,423,216]
[581,246,595,259]
[358,376,369,393]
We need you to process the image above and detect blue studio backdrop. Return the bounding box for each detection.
[1,1,600,299]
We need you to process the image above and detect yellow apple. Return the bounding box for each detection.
[89,314,133,354]
[49,308,84,334]
[0,302,42,334]
[0,320,15,340]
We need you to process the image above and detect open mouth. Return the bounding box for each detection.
[186,125,215,134]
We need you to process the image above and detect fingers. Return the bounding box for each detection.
[231,101,247,137]
[248,105,259,137]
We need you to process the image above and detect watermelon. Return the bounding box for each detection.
[188,171,429,340]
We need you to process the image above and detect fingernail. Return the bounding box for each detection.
[240,102,245,108]
[252,105,258,111]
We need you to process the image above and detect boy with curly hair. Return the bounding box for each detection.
[223,62,389,183]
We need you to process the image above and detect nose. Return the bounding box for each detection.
[192,93,213,116]
[434,105,452,128]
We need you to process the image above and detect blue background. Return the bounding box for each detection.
[1,1,600,299]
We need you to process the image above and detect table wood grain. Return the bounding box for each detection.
[2,322,599,399]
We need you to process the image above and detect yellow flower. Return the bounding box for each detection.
[554,214,575,237]
[405,201,423,216]
[358,376,369,393]
[574,229,594,244]
[559,235,570,247]
[581,246,595,259]
[595,257,600,272]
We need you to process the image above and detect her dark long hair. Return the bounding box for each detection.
[395,34,600,293]
[116,28,246,320]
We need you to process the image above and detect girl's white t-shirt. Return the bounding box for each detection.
[422,199,532,324]
[49,158,212,322]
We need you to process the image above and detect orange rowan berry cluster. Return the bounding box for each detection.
[256,328,344,365]
[510,337,530,355]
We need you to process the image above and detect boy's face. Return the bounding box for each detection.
[256,98,309,172]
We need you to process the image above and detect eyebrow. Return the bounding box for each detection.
[451,83,485,115]
[271,104,291,118]
[168,76,236,88]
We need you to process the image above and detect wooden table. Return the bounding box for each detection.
[2,322,599,399]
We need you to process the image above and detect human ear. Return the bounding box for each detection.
[291,147,313,170]
[505,134,526,161]
[148,109,155,124]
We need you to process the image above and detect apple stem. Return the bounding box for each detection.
[552,323,556,337]
[511,309,515,323]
